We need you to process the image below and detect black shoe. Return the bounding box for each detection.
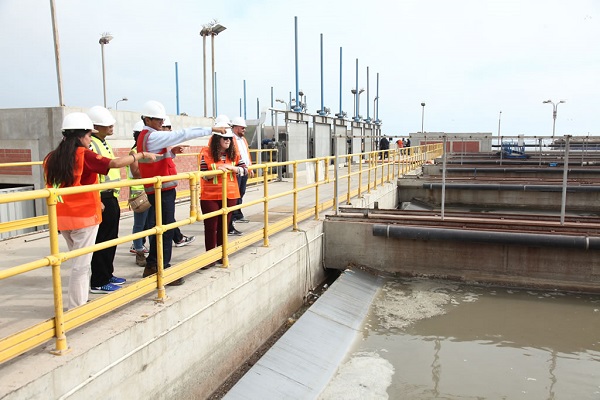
[167,277,185,286]
[142,265,157,278]
[228,227,243,236]
[234,217,250,223]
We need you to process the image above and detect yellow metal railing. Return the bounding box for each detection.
[0,144,442,364]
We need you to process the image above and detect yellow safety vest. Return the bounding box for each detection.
[89,135,120,197]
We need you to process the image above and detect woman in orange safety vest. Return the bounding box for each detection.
[44,112,157,309]
[200,128,248,258]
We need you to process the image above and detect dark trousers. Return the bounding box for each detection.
[202,198,236,251]
[229,174,248,230]
[146,189,176,269]
[173,227,183,243]
[90,193,119,287]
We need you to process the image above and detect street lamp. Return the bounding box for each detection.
[421,102,426,133]
[497,111,502,136]
[373,96,379,124]
[351,88,364,122]
[200,20,226,118]
[99,32,113,108]
[275,98,288,109]
[542,99,566,138]
[115,97,128,110]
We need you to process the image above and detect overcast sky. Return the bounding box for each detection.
[1,0,598,136]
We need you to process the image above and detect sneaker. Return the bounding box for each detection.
[228,228,243,236]
[135,251,147,267]
[235,217,250,223]
[109,276,126,285]
[130,245,149,254]
[90,283,121,294]
[175,235,196,247]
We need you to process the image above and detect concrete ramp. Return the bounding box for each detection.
[224,269,383,399]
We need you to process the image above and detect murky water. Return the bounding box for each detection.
[320,278,600,400]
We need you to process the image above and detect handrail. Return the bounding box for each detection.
[0,144,442,364]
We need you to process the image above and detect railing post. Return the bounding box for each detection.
[314,159,320,220]
[263,164,269,247]
[153,180,166,300]
[358,154,363,198]
[47,190,71,356]
[293,162,298,230]
[221,170,230,266]
[346,155,352,205]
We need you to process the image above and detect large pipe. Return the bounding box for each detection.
[421,183,600,192]
[372,224,600,250]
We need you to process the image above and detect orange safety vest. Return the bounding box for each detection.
[200,147,241,200]
[136,129,178,194]
[45,147,102,231]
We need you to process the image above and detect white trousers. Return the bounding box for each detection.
[61,224,99,310]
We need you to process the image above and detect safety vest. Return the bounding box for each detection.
[200,147,241,200]
[89,135,120,197]
[136,129,178,194]
[45,147,102,231]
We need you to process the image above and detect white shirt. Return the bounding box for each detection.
[234,135,251,168]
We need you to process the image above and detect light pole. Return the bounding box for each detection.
[115,97,128,110]
[276,98,288,109]
[421,102,426,133]
[542,99,566,139]
[200,20,226,118]
[497,110,502,136]
[373,96,379,124]
[99,32,113,108]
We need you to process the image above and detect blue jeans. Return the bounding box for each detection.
[132,207,149,251]
[146,189,176,269]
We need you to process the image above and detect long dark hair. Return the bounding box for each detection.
[44,130,89,187]
[209,134,237,162]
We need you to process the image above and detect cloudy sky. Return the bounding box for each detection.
[1,0,598,136]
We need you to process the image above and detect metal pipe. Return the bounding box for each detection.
[338,47,343,116]
[243,79,247,120]
[441,135,447,220]
[211,34,216,117]
[421,182,600,192]
[372,224,600,250]
[294,16,301,112]
[49,0,64,106]
[202,34,207,117]
[320,33,324,115]
[560,135,570,225]
[175,62,180,115]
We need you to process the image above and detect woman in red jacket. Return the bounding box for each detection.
[44,112,157,309]
[200,127,247,256]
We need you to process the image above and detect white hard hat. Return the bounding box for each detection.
[231,116,247,128]
[141,100,167,119]
[162,116,172,127]
[87,106,116,127]
[214,114,231,126]
[133,121,144,132]
[214,121,235,137]
[62,112,98,133]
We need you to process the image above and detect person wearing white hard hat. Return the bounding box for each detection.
[44,112,158,309]
[137,100,226,285]
[128,120,150,267]
[200,123,248,261]
[86,106,127,294]
[227,117,253,236]
[161,117,195,248]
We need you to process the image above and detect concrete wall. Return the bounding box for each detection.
[1,219,326,400]
[324,218,600,293]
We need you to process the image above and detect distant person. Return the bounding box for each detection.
[396,138,404,149]
[128,120,150,267]
[200,124,247,262]
[379,136,390,160]
[228,117,253,236]
[162,116,195,248]
[43,112,157,309]
[87,106,127,294]
[405,138,411,155]
[137,100,226,285]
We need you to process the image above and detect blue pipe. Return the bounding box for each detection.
[319,33,325,116]
[366,66,370,122]
[338,47,343,117]
[294,16,301,112]
[354,58,359,122]
[376,73,380,123]
[243,79,247,120]
[175,62,180,115]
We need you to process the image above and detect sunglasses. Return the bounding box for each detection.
[220,137,232,141]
